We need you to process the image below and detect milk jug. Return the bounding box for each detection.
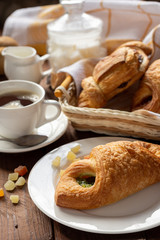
[2,46,52,83]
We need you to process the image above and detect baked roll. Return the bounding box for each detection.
[0,36,18,75]
[55,140,160,210]
[132,59,160,113]
[77,76,106,108]
[78,41,152,108]
[118,40,152,56]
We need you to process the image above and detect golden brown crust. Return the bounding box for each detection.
[0,36,18,75]
[118,40,152,56]
[102,39,134,55]
[78,76,106,108]
[132,59,160,113]
[0,36,18,47]
[93,47,149,100]
[78,41,150,108]
[55,140,160,210]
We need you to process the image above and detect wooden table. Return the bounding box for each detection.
[0,77,160,240]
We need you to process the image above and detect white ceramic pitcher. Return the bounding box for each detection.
[2,46,52,83]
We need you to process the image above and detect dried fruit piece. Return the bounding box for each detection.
[71,144,81,153]
[15,177,26,187]
[8,173,19,181]
[14,166,28,176]
[67,151,76,162]
[4,180,16,191]
[52,156,61,167]
[0,188,4,197]
[10,195,19,204]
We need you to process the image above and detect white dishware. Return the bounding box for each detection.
[2,46,52,83]
[0,134,48,147]
[0,112,68,153]
[0,80,61,139]
[28,136,160,234]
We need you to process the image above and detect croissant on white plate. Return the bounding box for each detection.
[78,41,152,108]
[132,59,160,113]
[55,140,160,210]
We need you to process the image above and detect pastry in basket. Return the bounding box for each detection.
[78,41,152,108]
[118,40,152,56]
[132,59,160,113]
[55,140,160,210]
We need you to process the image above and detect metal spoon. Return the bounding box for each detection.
[0,134,48,147]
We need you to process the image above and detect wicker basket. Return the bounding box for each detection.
[58,81,160,141]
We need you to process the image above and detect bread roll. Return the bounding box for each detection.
[0,36,18,75]
[132,59,160,113]
[78,41,152,108]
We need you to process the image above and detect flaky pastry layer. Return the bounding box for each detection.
[55,140,160,210]
[132,59,160,113]
[78,41,151,108]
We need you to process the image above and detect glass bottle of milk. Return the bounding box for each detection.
[47,0,106,72]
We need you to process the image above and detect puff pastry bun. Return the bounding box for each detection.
[132,59,160,113]
[78,41,152,108]
[55,140,160,210]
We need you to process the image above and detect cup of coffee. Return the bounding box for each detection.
[0,80,61,139]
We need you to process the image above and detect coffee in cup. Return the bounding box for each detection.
[0,80,61,139]
[0,90,39,108]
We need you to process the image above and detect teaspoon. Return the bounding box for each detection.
[0,134,48,147]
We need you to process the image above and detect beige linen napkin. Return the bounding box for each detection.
[2,4,64,55]
[2,0,160,57]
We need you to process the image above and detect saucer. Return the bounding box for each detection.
[28,136,160,234]
[0,112,68,153]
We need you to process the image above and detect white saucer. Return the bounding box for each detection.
[28,136,160,234]
[0,112,68,153]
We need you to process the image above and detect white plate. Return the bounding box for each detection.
[0,112,68,153]
[28,136,160,234]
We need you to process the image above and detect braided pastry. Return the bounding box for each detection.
[55,140,160,209]
[78,41,152,108]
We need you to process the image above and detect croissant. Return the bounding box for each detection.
[78,41,152,108]
[55,140,160,210]
[132,59,160,113]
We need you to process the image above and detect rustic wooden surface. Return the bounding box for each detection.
[0,74,160,239]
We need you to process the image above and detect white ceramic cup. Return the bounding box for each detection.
[0,80,61,139]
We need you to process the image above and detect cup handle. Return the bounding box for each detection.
[36,100,61,128]
[39,54,52,77]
